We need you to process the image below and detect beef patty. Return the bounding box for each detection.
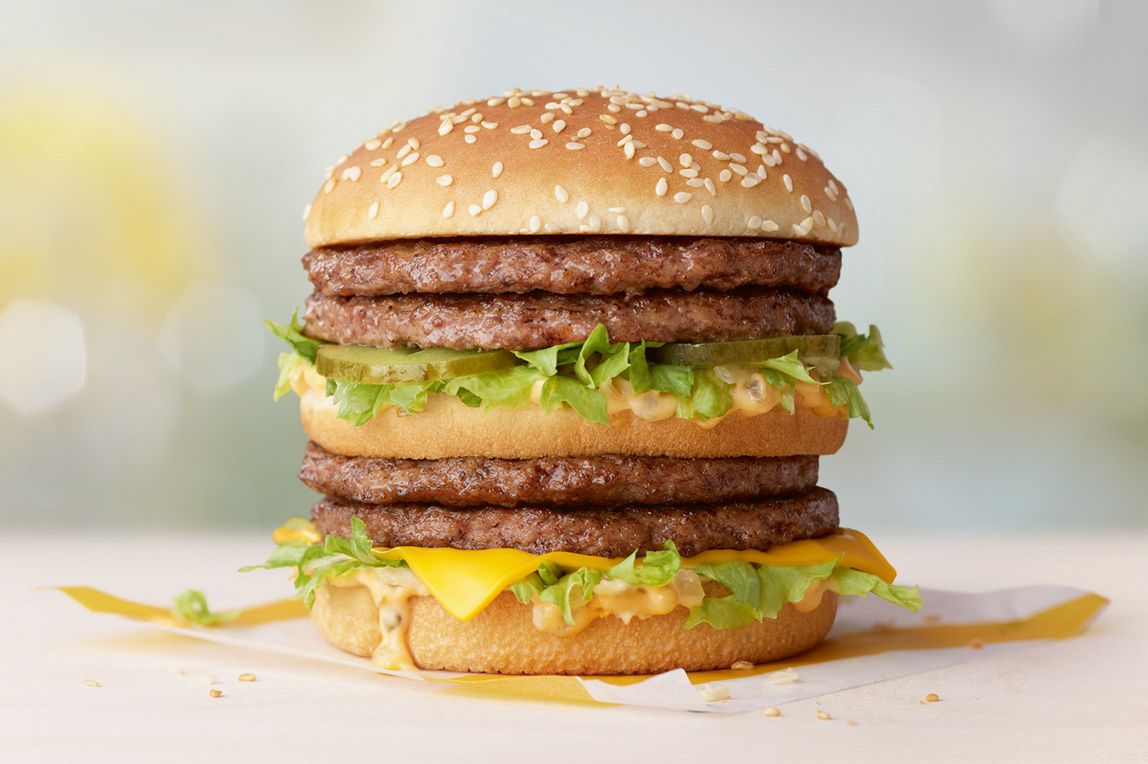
[301,442,818,507]
[303,288,834,350]
[304,237,841,297]
[311,488,839,557]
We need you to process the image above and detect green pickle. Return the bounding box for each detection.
[649,335,841,376]
[316,344,517,384]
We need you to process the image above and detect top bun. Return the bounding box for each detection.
[305,87,857,248]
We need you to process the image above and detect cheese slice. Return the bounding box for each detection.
[371,529,895,622]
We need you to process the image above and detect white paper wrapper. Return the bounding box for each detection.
[57,584,1106,713]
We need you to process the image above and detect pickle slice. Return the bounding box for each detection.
[316,344,518,384]
[648,335,841,374]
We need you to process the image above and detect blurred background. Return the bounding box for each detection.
[2,1,1145,533]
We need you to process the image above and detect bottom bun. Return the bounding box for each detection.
[311,581,837,675]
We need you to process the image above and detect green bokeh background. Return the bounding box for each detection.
[2,1,1145,531]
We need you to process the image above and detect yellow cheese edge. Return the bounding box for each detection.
[369,529,896,622]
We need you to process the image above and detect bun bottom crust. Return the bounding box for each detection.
[300,391,848,459]
[311,583,837,676]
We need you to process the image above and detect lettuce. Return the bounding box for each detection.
[171,589,239,626]
[829,567,922,610]
[834,322,892,371]
[267,317,889,428]
[606,541,680,586]
[539,568,602,625]
[240,517,401,607]
[684,559,838,629]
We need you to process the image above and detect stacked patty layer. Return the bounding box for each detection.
[299,236,844,559]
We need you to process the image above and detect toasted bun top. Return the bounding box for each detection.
[305,87,857,247]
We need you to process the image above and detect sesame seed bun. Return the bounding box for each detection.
[305,87,857,247]
[299,390,847,459]
[311,579,837,675]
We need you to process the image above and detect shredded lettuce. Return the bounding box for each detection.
[267,316,889,428]
[539,568,603,625]
[606,541,681,587]
[240,516,402,607]
[834,322,892,371]
[171,589,239,626]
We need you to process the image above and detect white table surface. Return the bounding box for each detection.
[3,531,1145,763]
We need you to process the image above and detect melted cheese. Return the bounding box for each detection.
[370,528,895,622]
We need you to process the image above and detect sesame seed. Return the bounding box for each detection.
[82,679,100,688]
[386,172,402,189]
[435,174,452,187]
[564,142,585,151]
[748,215,762,229]
[924,693,941,703]
[730,163,748,176]
[671,128,684,140]
[741,176,761,188]
[719,169,732,182]
[528,215,542,233]
[301,203,311,221]
[442,201,454,218]
[607,103,621,113]
[510,124,532,135]
[426,155,444,168]
[680,168,699,179]
[599,114,618,124]
[468,203,482,217]
[369,158,386,167]
[796,147,808,161]
[655,178,668,197]
[655,123,672,132]
[381,136,394,149]
[491,161,503,179]
[364,138,382,150]
[238,673,257,682]
[528,139,548,149]
[530,128,543,140]
[701,204,714,224]
[623,142,636,159]
[482,189,498,210]
[762,707,781,718]
[792,217,814,236]
[400,152,419,167]
[620,122,631,135]
[487,97,504,106]
[554,184,569,204]
[800,194,812,213]
[731,660,754,671]
[210,689,223,698]
[783,174,794,192]
[816,711,831,721]
[813,210,826,226]
[540,112,555,124]
[704,178,716,195]
[686,177,704,187]
[481,121,498,129]
[673,191,692,204]
[407,137,420,149]
[588,214,602,232]
[730,152,747,163]
[657,156,673,173]
[367,201,379,219]
[437,122,452,136]
[576,201,589,220]
[464,135,477,144]
[698,685,730,703]
[712,150,730,160]
[751,143,767,156]
[617,214,631,232]
[607,206,625,213]
[553,119,567,133]
[761,219,780,232]
[323,178,336,194]
[679,153,692,167]
[691,139,712,150]
[576,127,592,139]
[638,156,657,167]
[464,125,480,134]
[396,144,412,160]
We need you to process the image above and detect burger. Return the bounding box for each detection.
[246,86,919,675]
